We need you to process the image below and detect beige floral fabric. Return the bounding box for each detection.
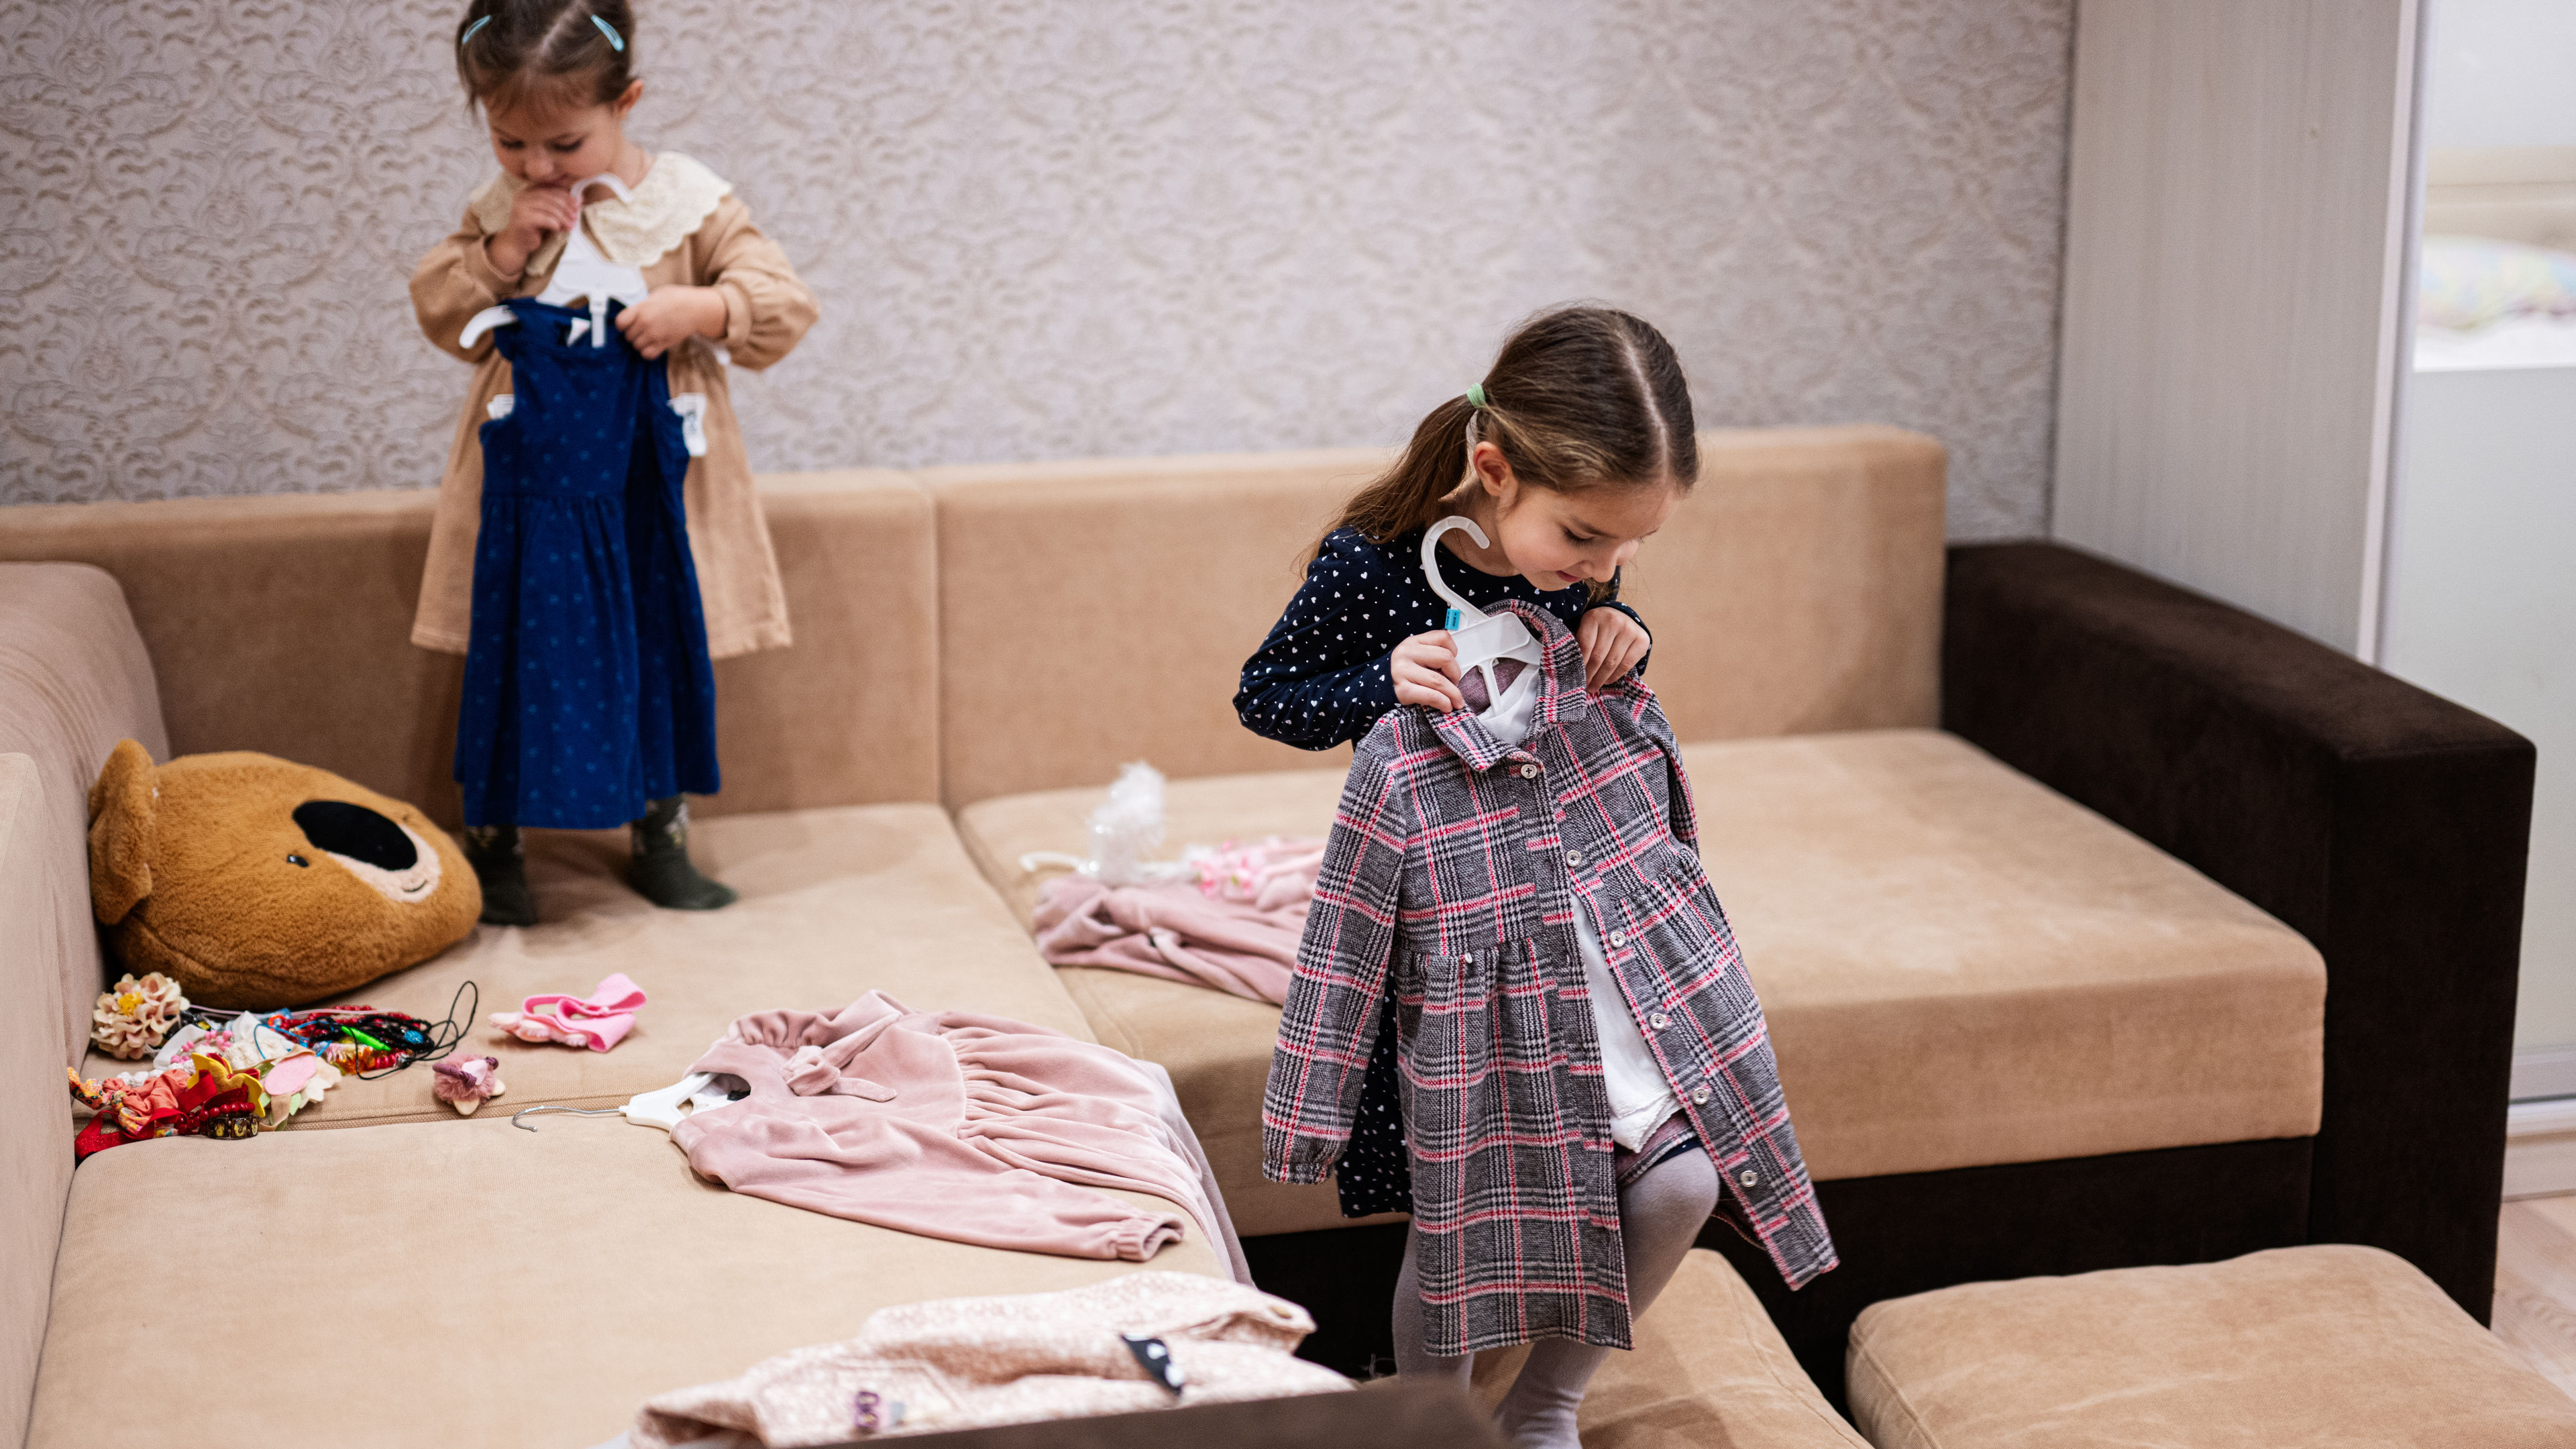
[631,1272,1350,1447]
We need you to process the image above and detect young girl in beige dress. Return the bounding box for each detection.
[411,0,816,926]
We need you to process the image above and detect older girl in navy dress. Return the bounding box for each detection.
[1236,306,1705,1444]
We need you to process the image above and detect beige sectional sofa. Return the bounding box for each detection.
[1,424,2532,1442]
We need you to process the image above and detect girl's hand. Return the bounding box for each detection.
[1576,608,1650,690]
[487,184,580,279]
[1391,631,1466,712]
[616,285,730,360]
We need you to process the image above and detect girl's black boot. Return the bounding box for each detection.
[630,796,737,910]
[464,824,537,926]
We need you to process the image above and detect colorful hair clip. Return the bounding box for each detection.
[461,14,492,46]
[592,14,624,50]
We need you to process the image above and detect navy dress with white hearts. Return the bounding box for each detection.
[454,297,719,830]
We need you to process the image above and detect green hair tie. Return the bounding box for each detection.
[1466,384,1488,409]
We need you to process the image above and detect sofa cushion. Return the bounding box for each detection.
[1,757,75,1448]
[956,729,2325,1235]
[1845,1244,2576,1448]
[0,564,168,1067]
[1464,1249,1868,1448]
[80,804,1097,1128]
[924,426,1945,809]
[0,471,941,828]
[26,1115,1229,1449]
[924,449,1379,808]
[1615,426,1943,746]
[1678,728,2324,1179]
[961,768,1367,1238]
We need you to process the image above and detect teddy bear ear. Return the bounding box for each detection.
[88,738,158,926]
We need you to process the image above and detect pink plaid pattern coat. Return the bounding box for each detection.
[1261,601,1836,1355]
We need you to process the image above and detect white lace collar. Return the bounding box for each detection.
[469,152,733,270]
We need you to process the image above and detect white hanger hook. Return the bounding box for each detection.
[1421,515,1490,623]
[572,170,634,206]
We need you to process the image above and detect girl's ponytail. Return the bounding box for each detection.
[1328,306,1697,551]
[1337,394,1481,545]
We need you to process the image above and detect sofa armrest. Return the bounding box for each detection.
[1941,542,2534,1322]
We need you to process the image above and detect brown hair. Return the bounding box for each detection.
[1334,306,1698,555]
[455,0,637,117]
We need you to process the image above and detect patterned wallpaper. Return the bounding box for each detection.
[1,1,2073,539]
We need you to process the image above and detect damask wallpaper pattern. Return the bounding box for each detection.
[1,1,2072,539]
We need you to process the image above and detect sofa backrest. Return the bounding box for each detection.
[926,449,1385,805]
[0,425,1945,823]
[926,425,1946,806]
[0,564,168,1444]
[0,473,943,828]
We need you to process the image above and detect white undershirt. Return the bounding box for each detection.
[1474,667,1682,1150]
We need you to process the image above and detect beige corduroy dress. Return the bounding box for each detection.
[408,153,816,659]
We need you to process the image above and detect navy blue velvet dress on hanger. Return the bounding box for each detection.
[455,297,720,830]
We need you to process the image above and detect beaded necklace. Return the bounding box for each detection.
[184,981,478,1079]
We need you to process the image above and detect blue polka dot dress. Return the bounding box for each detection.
[1238,523,1648,1217]
[454,297,720,830]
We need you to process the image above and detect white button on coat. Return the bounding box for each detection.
[1739,1169,1760,1187]
[1517,763,1540,779]
[1690,1085,1711,1105]
[1648,1012,1670,1030]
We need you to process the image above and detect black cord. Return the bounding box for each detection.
[355,979,478,1079]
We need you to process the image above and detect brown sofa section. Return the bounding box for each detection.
[3,431,2534,1445]
[924,449,1380,808]
[0,758,71,1449]
[955,732,2324,1236]
[1616,427,1944,743]
[1846,1245,2576,1448]
[76,803,1104,1130]
[0,566,168,1069]
[1945,542,2536,1322]
[28,1117,1228,1449]
[1683,730,2322,1181]
[924,426,1946,809]
[960,768,1363,1236]
[0,472,941,827]
[1467,1250,1871,1448]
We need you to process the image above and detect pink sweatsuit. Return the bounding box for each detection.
[672,991,1217,1262]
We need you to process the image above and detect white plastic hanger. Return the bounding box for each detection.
[457,173,649,351]
[539,172,647,347]
[510,1067,743,1132]
[621,1070,740,1130]
[1422,515,1541,700]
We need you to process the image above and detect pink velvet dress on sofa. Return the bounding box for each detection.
[671,991,1216,1261]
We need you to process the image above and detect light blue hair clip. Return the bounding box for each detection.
[1466,383,1488,409]
[460,14,491,45]
[592,14,624,50]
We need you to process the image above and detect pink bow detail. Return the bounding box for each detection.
[488,972,647,1053]
[782,1044,896,1101]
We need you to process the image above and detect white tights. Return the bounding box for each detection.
[1391,1146,1721,1449]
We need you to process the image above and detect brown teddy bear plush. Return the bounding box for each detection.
[87,739,482,1010]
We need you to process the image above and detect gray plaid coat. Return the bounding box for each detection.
[1261,602,1836,1354]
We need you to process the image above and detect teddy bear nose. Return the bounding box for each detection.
[292,800,418,871]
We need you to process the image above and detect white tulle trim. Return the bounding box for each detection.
[468,152,732,270]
